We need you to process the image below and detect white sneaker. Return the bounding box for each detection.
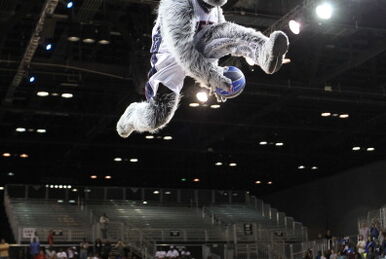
[116,103,137,138]
[258,31,289,74]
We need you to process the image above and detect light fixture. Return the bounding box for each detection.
[51,93,59,96]
[2,153,11,157]
[339,114,349,119]
[57,200,64,203]
[181,178,187,182]
[267,181,273,185]
[72,188,78,192]
[82,24,96,43]
[54,185,58,188]
[352,147,360,151]
[97,24,111,45]
[114,157,122,162]
[316,3,333,20]
[130,158,139,163]
[45,43,53,51]
[189,103,200,107]
[29,76,36,83]
[298,165,305,169]
[163,136,173,140]
[16,127,26,132]
[196,91,209,103]
[229,163,237,167]
[321,112,331,117]
[67,23,81,42]
[367,147,375,152]
[275,142,284,146]
[145,135,154,139]
[50,185,54,188]
[61,93,73,99]
[20,153,29,158]
[68,200,76,203]
[143,201,148,205]
[210,104,221,109]
[90,175,97,179]
[84,188,91,193]
[59,185,63,189]
[311,166,318,170]
[37,91,49,97]
[165,191,171,195]
[0,187,4,191]
[8,172,14,176]
[105,175,112,179]
[289,20,301,35]
[36,129,46,133]
[66,1,73,8]
[215,162,223,166]
[259,141,268,145]
[67,185,72,189]
[153,190,160,194]
[193,178,200,182]
[255,181,261,184]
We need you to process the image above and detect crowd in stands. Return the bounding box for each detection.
[155,246,193,259]
[304,224,386,259]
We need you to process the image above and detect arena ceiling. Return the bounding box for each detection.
[1,0,386,195]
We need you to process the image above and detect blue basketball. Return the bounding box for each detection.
[215,66,246,99]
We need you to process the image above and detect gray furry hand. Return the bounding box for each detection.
[208,68,232,92]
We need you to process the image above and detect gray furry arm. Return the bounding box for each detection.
[158,0,230,89]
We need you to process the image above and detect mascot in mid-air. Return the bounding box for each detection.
[117,0,289,138]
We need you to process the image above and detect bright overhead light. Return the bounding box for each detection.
[189,103,199,107]
[54,185,58,188]
[196,91,209,103]
[114,157,122,162]
[311,166,318,170]
[29,76,36,83]
[229,162,237,167]
[66,1,73,8]
[164,191,171,195]
[68,200,76,203]
[289,20,301,35]
[275,142,284,146]
[352,146,361,151]
[67,185,72,189]
[193,178,200,182]
[8,172,14,176]
[57,200,64,203]
[20,153,29,158]
[163,136,173,140]
[298,165,305,169]
[90,175,97,179]
[130,158,139,163]
[49,185,54,188]
[2,153,11,157]
[72,188,78,192]
[37,91,49,97]
[45,43,53,51]
[153,190,160,194]
[0,187,4,191]
[339,114,349,119]
[215,162,223,166]
[321,112,331,117]
[145,135,154,139]
[59,185,63,189]
[36,129,46,133]
[61,93,73,99]
[210,104,221,109]
[16,128,26,132]
[367,147,375,152]
[259,141,268,145]
[267,181,273,185]
[142,201,148,205]
[181,178,187,182]
[105,175,112,179]
[255,181,261,184]
[316,3,333,20]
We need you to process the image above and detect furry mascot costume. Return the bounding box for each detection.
[117,0,289,138]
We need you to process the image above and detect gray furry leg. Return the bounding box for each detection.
[116,86,180,138]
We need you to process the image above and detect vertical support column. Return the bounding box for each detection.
[122,187,126,200]
[25,185,29,199]
[160,189,164,204]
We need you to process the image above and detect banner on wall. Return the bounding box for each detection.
[22,228,37,238]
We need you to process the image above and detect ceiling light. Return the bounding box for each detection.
[54,185,58,188]
[352,146,360,151]
[142,201,148,205]
[66,1,73,8]
[29,76,36,83]
[36,129,46,133]
[16,128,26,132]
[45,43,53,51]
[189,103,200,107]
[0,187,4,191]
[82,24,96,44]
[68,200,76,203]
[153,190,160,194]
[229,163,237,167]
[267,181,273,185]
[49,185,54,188]
[311,166,318,170]
[163,136,173,140]
[37,91,49,97]
[255,181,261,184]
[90,175,97,179]
[2,153,11,157]
[289,20,301,35]
[145,135,154,139]
[59,185,63,189]
[67,23,81,42]
[210,104,221,109]
[298,165,305,169]
[215,162,223,166]
[367,147,375,152]
[8,172,14,176]
[181,178,187,182]
[84,188,91,193]
[105,175,112,179]
[339,114,349,119]
[67,185,72,189]
[130,158,139,163]
[196,91,209,103]
[193,178,200,182]
[114,157,122,162]
[164,191,171,195]
[61,93,73,99]
[259,141,268,145]
[97,25,111,45]
[20,153,29,158]
[72,188,78,192]
[57,200,64,203]
[275,142,284,146]
[321,112,331,117]
[316,3,333,20]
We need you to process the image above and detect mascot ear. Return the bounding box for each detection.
[202,0,228,7]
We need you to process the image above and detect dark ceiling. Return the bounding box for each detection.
[1,0,386,195]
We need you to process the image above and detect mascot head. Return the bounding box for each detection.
[202,0,228,7]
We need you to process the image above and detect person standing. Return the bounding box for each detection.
[94,239,103,256]
[0,239,10,259]
[101,241,111,259]
[30,238,40,259]
[47,230,54,247]
[357,235,366,259]
[79,239,89,259]
[114,240,126,259]
[99,214,110,240]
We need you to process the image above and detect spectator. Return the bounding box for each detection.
[99,214,110,239]
[67,247,75,259]
[357,235,366,259]
[0,238,10,259]
[336,251,346,259]
[329,249,337,259]
[359,223,369,242]
[316,251,323,259]
[47,230,54,246]
[80,239,89,259]
[114,240,126,259]
[381,232,386,257]
[370,224,380,240]
[35,250,45,259]
[303,249,312,259]
[365,236,376,259]
[46,247,56,259]
[325,230,333,250]
[56,248,68,259]
[94,239,103,256]
[30,237,40,258]
[101,241,111,259]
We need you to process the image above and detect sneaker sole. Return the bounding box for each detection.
[267,32,288,74]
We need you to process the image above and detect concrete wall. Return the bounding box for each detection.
[262,160,386,238]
